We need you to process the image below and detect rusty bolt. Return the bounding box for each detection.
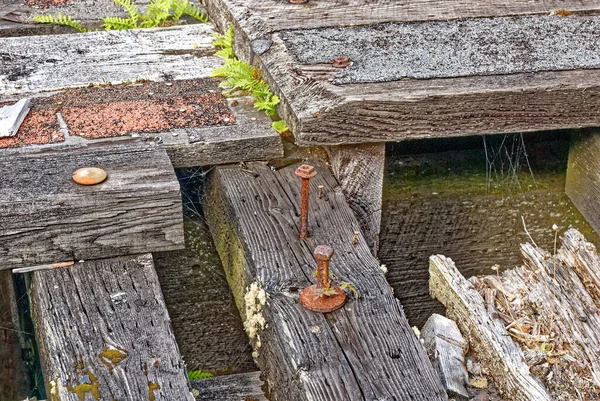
[314,245,334,289]
[351,231,359,245]
[299,245,346,313]
[289,0,308,3]
[331,57,351,68]
[318,185,324,199]
[295,164,317,238]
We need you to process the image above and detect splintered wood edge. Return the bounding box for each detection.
[429,255,552,401]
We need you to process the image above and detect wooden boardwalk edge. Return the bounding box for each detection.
[204,161,447,400]
[31,254,194,401]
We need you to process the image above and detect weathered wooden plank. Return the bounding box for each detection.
[0,139,184,269]
[31,254,194,401]
[206,1,600,145]
[159,98,283,168]
[204,161,447,401]
[326,143,384,254]
[421,314,469,400]
[191,371,266,401]
[205,0,600,40]
[429,255,551,401]
[0,24,220,96]
[566,130,600,235]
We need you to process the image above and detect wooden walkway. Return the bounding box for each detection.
[204,161,447,400]
[207,0,600,145]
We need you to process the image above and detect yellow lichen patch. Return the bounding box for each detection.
[148,381,161,401]
[67,372,101,401]
[244,282,267,358]
[99,345,129,374]
[48,379,60,401]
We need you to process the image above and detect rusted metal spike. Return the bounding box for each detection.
[300,245,346,313]
[295,164,317,238]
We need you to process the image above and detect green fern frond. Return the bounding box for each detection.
[102,16,137,30]
[183,3,208,22]
[33,13,88,32]
[144,0,171,26]
[212,26,234,59]
[187,370,213,380]
[111,0,140,23]
[272,120,289,134]
[170,0,187,20]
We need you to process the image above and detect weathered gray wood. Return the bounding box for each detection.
[0,139,184,269]
[153,217,256,374]
[566,130,600,235]
[31,254,194,401]
[206,1,600,145]
[421,313,469,400]
[159,98,283,168]
[204,161,447,401]
[191,371,266,401]
[0,270,30,400]
[429,255,551,401]
[205,0,600,39]
[0,98,29,137]
[326,143,384,255]
[0,24,220,96]
[448,228,600,399]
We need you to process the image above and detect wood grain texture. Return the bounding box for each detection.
[566,130,600,235]
[204,161,447,401]
[459,229,600,399]
[31,254,194,401]
[159,98,283,168]
[203,0,600,38]
[326,143,384,255]
[429,255,551,401]
[0,139,184,269]
[204,0,600,145]
[191,371,266,401]
[0,24,220,96]
[421,314,469,399]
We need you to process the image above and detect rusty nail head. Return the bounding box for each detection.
[289,0,308,3]
[295,164,317,179]
[314,245,334,261]
[332,57,351,68]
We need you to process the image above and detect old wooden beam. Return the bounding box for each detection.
[31,253,194,401]
[206,1,600,145]
[0,24,220,96]
[326,143,384,255]
[159,98,283,168]
[0,139,184,269]
[429,255,551,401]
[566,130,600,235]
[191,371,266,401]
[204,161,447,401]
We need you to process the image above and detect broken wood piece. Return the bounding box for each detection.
[204,161,447,401]
[31,254,194,401]
[0,99,29,137]
[421,313,469,400]
[429,255,551,401]
[0,139,184,269]
[12,260,75,274]
[191,371,267,401]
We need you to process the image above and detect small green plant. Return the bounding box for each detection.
[211,26,288,132]
[187,370,213,380]
[33,0,207,32]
